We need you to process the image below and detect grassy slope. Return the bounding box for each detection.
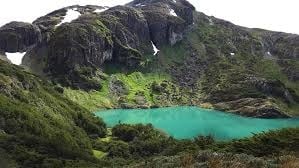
[254,59,299,115]
[185,13,299,116]
[0,60,107,167]
[64,72,171,111]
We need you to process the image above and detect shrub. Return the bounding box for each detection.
[107,141,130,158]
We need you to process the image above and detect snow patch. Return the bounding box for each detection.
[94,7,109,13]
[267,51,272,55]
[151,41,160,55]
[208,18,214,25]
[230,52,235,56]
[173,0,177,3]
[6,52,26,65]
[169,9,178,17]
[56,8,81,27]
[135,3,146,7]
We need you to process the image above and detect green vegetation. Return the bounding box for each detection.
[0,58,298,167]
[91,123,299,167]
[255,59,299,95]
[64,85,113,111]
[114,72,170,104]
[64,72,171,110]
[1,6,299,167]
[224,127,299,156]
[0,60,107,167]
[93,150,107,159]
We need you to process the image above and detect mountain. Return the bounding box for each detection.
[0,0,298,167]
[0,0,298,118]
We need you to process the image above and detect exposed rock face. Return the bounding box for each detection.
[0,52,10,62]
[109,76,129,96]
[254,30,299,82]
[0,22,41,52]
[259,31,299,59]
[47,15,113,75]
[214,98,290,118]
[102,6,152,52]
[247,77,297,103]
[128,0,195,46]
[100,6,152,66]
[21,1,195,90]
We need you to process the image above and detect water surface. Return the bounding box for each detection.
[95,106,299,140]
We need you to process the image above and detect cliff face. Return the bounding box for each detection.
[0,22,41,53]
[15,0,194,90]
[0,0,298,118]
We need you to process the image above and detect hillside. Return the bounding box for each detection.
[0,0,298,118]
[1,0,296,118]
[0,60,107,167]
[0,0,298,167]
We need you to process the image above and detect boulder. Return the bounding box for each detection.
[109,76,129,96]
[0,22,41,52]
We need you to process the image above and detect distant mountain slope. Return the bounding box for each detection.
[0,0,298,118]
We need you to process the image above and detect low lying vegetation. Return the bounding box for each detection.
[93,123,299,167]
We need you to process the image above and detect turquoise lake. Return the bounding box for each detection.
[95,106,299,140]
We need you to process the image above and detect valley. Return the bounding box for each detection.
[0,0,298,167]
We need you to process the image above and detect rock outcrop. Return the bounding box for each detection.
[128,0,195,46]
[0,52,9,62]
[20,1,195,90]
[0,22,41,52]
[47,15,113,75]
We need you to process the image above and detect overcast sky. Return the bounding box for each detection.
[0,0,298,34]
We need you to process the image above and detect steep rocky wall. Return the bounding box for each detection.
[0,22,41,52]
[18,0,195,90]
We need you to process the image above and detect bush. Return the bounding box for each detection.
[107,141,130,158]
[194,135,215,149]
[112,124,138,142]
[0,60,107,167]
[112,124,167,142]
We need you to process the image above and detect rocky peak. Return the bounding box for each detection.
[0,21,41,52]
[13,0,195,90]
[128,0,195,46]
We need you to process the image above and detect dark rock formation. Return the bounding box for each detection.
[128,0,195,46]
[0,52,9,62]
[109,76,129,96]
[258,31,299,59]
[100,5,152,66]
[247,76,297,103]
[214,98,290,118]
[47,15,113,75]
[21,1,195,90]
[0,22,41,52]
